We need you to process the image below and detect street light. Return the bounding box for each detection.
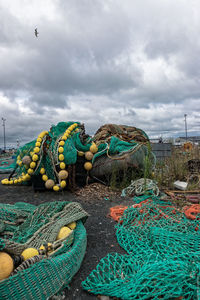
[2,117,6,151]
[184,114,187,142]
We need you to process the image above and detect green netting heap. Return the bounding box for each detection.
[0,201,88,299]
[82,196,200,299]
[1,121,154,190]
[14,121,87,182]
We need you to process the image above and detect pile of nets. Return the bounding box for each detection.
[0,157,16,174]
[82,196,200,299]
[0,201,88,299]
[1,121,154,191]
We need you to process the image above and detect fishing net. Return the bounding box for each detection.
[82,196,200,299]
[121,178,159,197]
[1,122,154,191]
[0,201,88,299]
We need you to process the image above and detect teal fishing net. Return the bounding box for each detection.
[82,197,200,299]
[0,201,88,299]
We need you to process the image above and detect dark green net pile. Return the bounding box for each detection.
[82,197,200,299]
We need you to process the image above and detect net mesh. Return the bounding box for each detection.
[0,201,88,299]
[82,196,200,299]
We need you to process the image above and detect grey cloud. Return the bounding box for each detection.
[0,0,200,148]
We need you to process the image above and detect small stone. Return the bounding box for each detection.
[99,296,110,300]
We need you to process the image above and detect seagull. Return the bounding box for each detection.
[35,28,39,37]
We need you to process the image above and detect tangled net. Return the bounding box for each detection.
[1,121,153,191]
[0,201,88,299]
[82,197,200,299]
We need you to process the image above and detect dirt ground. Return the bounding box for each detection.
[0,174,134,300]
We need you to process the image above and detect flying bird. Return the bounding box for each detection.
[35,28,39,37]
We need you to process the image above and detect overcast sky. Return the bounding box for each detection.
[0,0,200,148]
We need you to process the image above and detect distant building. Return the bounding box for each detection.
[178,136,200,144]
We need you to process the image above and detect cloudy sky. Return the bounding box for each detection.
[0,0,200,148]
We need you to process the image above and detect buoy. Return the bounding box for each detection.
[45,179,55,189]
[40,168,45,175]
[37,137,42,143]
[58,147,64,153]
[65,130,71,135]
[59,141,65,146]
[34,147,40,153]
[60,162,66,169]
[85,151,93,160]
[90,143,98,153]
[21,248,39,260]
[67,222,76,230]
[60,180,67,188]
[28,168,34,175]
[1,179,8,185]
[56,226,72,240]
[22,156,31,165]
[38,131,48,138]
[59,154,64,161]
[84,162,92,171]
[42,175,48,182]
[53,185,60,192]
[35,142,41,147]
[0,252,14,280]
[32,154,38,162]
[78,151,84,156]
[58,170,68,180]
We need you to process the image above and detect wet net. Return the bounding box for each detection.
[0,201,88,299]
[82,196,200,299]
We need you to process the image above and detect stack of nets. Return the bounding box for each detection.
[1,121,155,189]
[0,201,88,299]
[82,197,200,299]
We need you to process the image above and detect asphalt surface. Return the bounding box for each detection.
[0,174,133,300]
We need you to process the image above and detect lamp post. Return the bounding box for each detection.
[184,114,187,142]
[2,118,6,151]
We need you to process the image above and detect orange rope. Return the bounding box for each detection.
[183,204,200,220]
[109,205,128,223]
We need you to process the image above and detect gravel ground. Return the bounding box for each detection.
[0,174,134,300]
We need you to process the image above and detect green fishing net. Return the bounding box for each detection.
[0,201,88,299]
[82,196,200,299]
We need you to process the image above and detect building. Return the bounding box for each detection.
[178,136,200,144]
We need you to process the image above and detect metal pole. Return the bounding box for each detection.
[184,114,187,142]
[2,118,6,151]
